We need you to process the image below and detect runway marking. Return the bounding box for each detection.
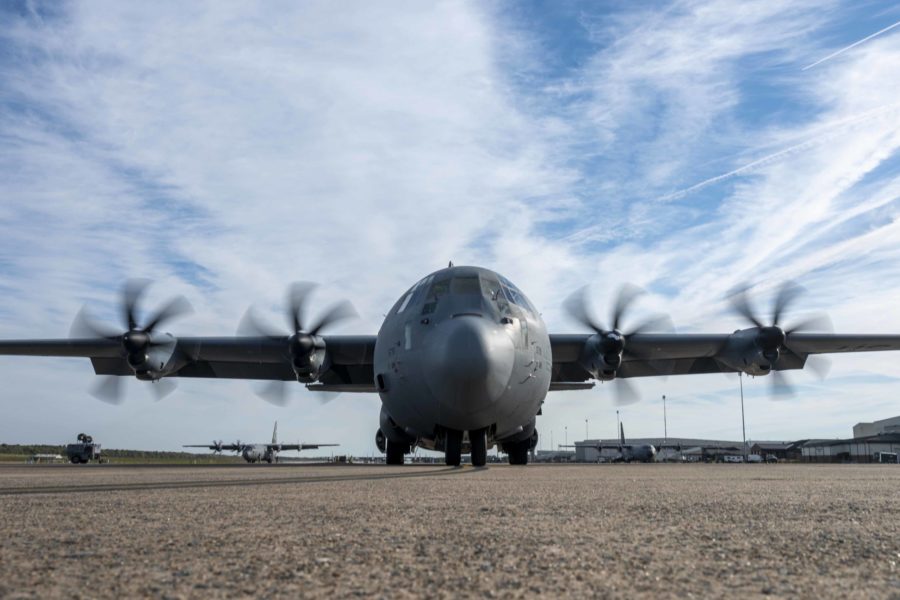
[0,466,474,496]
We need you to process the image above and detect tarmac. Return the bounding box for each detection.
[1,462,899,598]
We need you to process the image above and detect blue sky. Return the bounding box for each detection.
[2,0,900,454]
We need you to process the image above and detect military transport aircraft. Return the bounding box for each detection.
[3,266,900,468]
[184,421,337,464]
[580,423,657,463]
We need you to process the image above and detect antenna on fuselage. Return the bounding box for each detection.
[448,261,454,268]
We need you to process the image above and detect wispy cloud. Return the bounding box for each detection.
[2,1,900,452]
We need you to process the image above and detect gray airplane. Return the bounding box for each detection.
[582,423,657,463]
[3,266,900,468]
[184,421,337,463]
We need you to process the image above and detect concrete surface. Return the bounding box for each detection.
[1,463,898,598]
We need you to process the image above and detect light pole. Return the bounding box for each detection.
[663,394,668,443]
[565,426,568,448]
[616,409,620,439]
[585,418,589,440]
[739,373,747,461]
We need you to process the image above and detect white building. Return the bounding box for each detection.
[853,415,900,438]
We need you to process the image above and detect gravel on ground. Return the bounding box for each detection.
[1,463,898,599]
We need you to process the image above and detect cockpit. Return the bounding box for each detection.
[393,269,535,319]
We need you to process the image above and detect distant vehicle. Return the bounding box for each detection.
[184,421,338,464]
[66,433,102,464]
[722,455,744,463]
[747,454,763,463]
[874,452,898,464]
[765,455,779,464]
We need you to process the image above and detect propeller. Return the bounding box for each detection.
[564,284,673,405]
[212,440,224,454]
[70,279,192,404]
[729,281,833,396]
[238,282,357,405]
[233,440,242,453]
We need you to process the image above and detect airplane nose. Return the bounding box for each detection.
[424,316,515,424]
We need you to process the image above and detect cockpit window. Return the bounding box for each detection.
[498,275,535,314]
[450,275,480,295]
[422,276,450,315]
[397,275,432,314]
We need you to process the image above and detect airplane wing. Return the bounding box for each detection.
[183,444,242,452]
[274,443,340,451]
[549,332,900,384]
[0,335,377,390]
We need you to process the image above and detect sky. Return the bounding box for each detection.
[2,0,900,456]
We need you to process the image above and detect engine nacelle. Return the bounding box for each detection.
[290,337,328,383]
[375,429,387,454]
[578,333,624,380]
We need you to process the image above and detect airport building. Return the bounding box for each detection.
[853,415,900,438]
[801,434,900,463]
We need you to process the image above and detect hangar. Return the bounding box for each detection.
[801,434,900,463]
[853,415,900,438]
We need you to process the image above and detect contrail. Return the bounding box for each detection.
[656,103,900,203]
[802,19,900,70]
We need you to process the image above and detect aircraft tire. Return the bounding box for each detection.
[469,428,487,467]
[507,441,529,465]
[445,430,462,467]
[386,441,406,465]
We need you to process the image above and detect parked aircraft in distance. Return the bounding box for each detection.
[3,266,900,467]
[579,423,657,463]
[184,421,337,464]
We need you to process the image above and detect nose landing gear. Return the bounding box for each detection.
[444,430,462,466]
[443,428,488,467]
[469,428,487,467]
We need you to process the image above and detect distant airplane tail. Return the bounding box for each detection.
[272,421,278,445]
[619,422,625,446]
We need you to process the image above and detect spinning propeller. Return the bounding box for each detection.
[728,281,832,396]
[70,279,192,404]
[238,282,357,406]
[564,284,673,405]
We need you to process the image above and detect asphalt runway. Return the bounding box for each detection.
[1,463,898,598]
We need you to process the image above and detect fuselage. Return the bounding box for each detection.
[241,444,275,463]
[373,266,552,452]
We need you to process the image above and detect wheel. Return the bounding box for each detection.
[70,456,81,465]
[444,429,462,467]
[386,440,406,465]
[469,428,487,467]
[507,440,529,465]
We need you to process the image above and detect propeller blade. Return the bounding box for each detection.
[91,376,124,405]
[562,286,603,333]
[69,306,121,339]
[805,355,832,380]
[624,314,675,337]
[611,284,644,332]
[786,313,833,334]
[237,307,285,339]
[772,282,804,327]
[150,378,177,401]
[287,282,317,332]
[308,300,358,335]
[144,295,193,333]
[255,380,289,407]
[613,378,639,406]
[310,389,342,405]
[770,370,796,397]
[123,279,151,330]
[728,287,765,329]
